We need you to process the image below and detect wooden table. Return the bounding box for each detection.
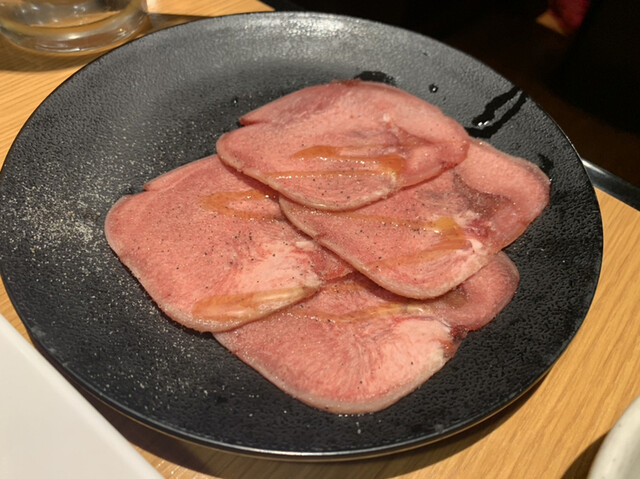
[2,1,639,477]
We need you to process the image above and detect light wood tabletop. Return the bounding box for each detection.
[1,1,639,478]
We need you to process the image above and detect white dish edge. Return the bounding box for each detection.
[0,313,162,479]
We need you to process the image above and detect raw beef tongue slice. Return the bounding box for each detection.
[280,140,550,299]
[216,80,470,211]
[104,156,350,333]
[216,252,519,414]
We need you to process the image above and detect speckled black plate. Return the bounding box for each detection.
[0,12,602,459]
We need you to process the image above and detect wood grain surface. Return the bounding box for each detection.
[1,2,639,478]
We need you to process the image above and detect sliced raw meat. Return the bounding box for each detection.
[105,156,350,333]
[281,140,549,299]
[216,80,470,210]
[216,253,519,414]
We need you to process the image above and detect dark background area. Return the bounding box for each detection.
[267,0,640,189]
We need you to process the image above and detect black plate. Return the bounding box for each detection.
[0,12,602,459]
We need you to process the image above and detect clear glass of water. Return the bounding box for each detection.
[0,0,148,53]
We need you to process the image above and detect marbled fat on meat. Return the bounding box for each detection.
[216,80,470,210]
[216,253,519,414]
[104,156,349,333]
[280,140,549,299]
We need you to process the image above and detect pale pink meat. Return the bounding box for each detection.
[280,140,550,299]
[216,80,470,210]
[216,253,519,414]
[104,156,350,333]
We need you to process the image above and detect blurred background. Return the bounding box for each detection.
[270,0,640,189]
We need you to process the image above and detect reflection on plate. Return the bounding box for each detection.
[0,314,161,479]
[589,395,640,479]
[0,13,602,458]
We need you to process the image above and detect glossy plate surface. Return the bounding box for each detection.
[0,12,602,459]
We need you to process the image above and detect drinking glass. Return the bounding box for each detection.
[0,0,148,53]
